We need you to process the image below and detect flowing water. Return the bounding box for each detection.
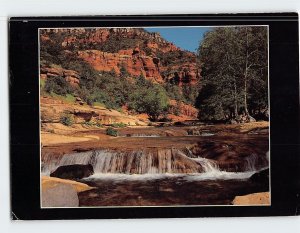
[42,148,268,178]
[42,147,269,206]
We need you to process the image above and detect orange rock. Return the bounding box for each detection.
[169,100,199,119]
[232,192,270,205]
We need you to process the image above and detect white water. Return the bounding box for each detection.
[42,149,201,175]
[42,149,269,181]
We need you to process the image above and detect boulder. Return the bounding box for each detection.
[248,116,256,123]
[42,183,79,207]
[230,119,238,124]
[232,192,270,205]
[50,164,94,180]
[41,176,94,193]
[250,168,269,185]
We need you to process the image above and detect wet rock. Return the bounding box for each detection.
[250,168,269,186]
[187,129,201,135]
[248,116,256,123]
[42,183,79,207]
[230,119,238,124]
[50,164,94,180]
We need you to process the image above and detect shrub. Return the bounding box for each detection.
[111,122,127,128]
[106,127,118,137]
[44,76,72,96]
[129,84,169,121]
[82,121,103,128]
[60,114,74,126]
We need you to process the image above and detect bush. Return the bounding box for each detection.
[60,114,74,126]
[111,122,127,128]
[129,84,169,121]
[82,121,103,128]
[44,76,72,96]
[106,127,118,137]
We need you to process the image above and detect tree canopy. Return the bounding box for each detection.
[196,26,268,122]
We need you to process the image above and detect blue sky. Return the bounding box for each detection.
[145,27,211,53]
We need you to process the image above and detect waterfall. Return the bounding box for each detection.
[244,152,269,171]
[41,149,202,175]
[191,157,220,173]
[41,149,270,178]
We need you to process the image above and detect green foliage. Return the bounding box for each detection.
[60,114,74,126]
[129,84,169,121]
[64,94,76,103]
[111,122,127,128]
[106,127,119,137]
[144,47,152,56]
[82,121,103,128]
[94,36,142,53]
[157,50,194,66]
[182,84,199,105]
[40,29,201,120]
[119,65,130,78]
[40,78,46,89]
[197,26,268,121]
[44,76,72,96]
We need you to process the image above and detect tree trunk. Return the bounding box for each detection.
[244,28,250,117]
[234,80,238,118]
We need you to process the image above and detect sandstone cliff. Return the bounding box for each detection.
[40,28,201,86]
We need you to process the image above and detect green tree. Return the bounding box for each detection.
[197,26,268,121]
[129,84,169,121]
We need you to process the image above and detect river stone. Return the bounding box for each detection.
[248,116,256,122]
[42,183,79,207]
[50,164,94,180]
[250,168,269,184]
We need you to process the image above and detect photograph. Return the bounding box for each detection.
[39,26,270,207]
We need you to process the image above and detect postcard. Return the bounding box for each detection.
[9,13,299,219]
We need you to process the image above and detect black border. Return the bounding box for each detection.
[9,13,300,220]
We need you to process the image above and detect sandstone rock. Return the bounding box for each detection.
[40,74,47,80]
[168,100,198,119]
[232,192,270,205]
[41,28,201,87]
[40,66,80,87]
[42,183,79,207]
[65,76,80,87]
[63,69,80,78]
[42,176,94,193]
[50,164,94,180]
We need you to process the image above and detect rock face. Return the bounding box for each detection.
[50,164,94,180]
[40,66,80,87]
[42,183,79,207]
[77,50,163,83]
[190,142,269,172]
[40,99,148,126]
[168,100,198,119]
[40,28,201,86]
